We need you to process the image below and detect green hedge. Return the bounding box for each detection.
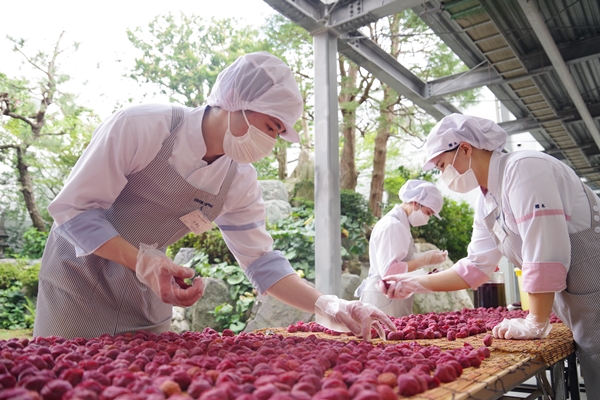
[0,261,39,329]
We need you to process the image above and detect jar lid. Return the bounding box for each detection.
[489,271,505,284]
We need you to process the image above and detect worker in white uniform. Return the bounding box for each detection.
[380,113,600,392]
[355,180,447,317]
[33,52,395,340]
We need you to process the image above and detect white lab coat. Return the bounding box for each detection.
[48,103,274,270]
[356,205,415,317]
[452,150,600,293]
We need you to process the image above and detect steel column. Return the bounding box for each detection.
[313,31,341,297]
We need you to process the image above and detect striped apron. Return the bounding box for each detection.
[34,106,238,339]
[484,156,600,393]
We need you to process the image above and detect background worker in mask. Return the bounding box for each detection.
[380,113,600,392]
[355,180,447,317]
[34,52,395,340]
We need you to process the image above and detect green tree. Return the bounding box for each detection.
[410,197,474,262]
[339,56,376,191]
[126,14,263,108]
[126,14,294,180]
[0,32,95,233]
[383,166,436,208]
[361,10,478,217]
[261,15,315,179]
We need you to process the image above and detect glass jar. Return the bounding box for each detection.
[473,271,506,308]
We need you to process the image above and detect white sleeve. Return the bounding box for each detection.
[215,167,295,293]
[504,158,569,293]
[215,167,274,269]
[47,106,167,256]
[451,195,503,288]
[48,107,165,225]
[369,218,412,277]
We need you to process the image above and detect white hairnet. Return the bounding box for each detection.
[207,52,303,143]
[423,113,508,170]
[399,179,443,219]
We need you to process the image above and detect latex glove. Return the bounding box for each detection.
[314,295,396,341]
[419,250,447,267]
[136,243,205,307]
[379,272,433,299]
[492,313,552,340]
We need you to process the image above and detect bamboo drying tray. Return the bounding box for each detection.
[255,323,575,399]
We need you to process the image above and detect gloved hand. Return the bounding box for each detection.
[492,313,552,340]
[136,243,205,307]
[378,273,433,299]
[419,250,447,267]
[314,295,396,341]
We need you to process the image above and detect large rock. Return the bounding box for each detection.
[173,247,196,265]
[171,307,190,333]
[290,180,314,204]
[412,242,474,314]
[264,199,292,224]
[259,180,289,202]
[341,273,362,301]
[290,149,314,182]
[190,278,231,331]
[244,280,315,332]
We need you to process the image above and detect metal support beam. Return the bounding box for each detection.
[425,35,600,98]
[327,0,424,33]
[517,0,600,153]
[263,0,324,34]
[313,31,341,297]
[263,0,461,121]
[498,117,542,135]
[339,33,460,119]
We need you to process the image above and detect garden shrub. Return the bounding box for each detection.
[168,228,235,265]
[410,197,474,261]
[183,251,255,333]
[269,204,316,281]
[20,228,49,259]
[340,189,375,260]
[0,261,39,329]
[0,282,34,329]
[19,263,40,298]
[0,263,20,289]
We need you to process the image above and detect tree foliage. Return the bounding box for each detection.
[383,165,437,208]
[0,33,95,236]
[126,14,264,108]
[410,197,474,262]
[360,10,478,218]
[261,14,314,149]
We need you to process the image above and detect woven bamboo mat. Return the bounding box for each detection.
[252,325,577,399]
[407,351,535,400]
[255,323,574,366]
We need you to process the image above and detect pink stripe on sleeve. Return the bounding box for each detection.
[452,259,491,289]
[383,260,409,277]
[515,209,568,224]
[522,262,567,293]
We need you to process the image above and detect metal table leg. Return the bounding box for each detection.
[551,361,566,400]
[566,353,580,400]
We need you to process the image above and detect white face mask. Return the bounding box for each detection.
[441,149,479,193]
[223,110,276,164]
[408,204,430,227]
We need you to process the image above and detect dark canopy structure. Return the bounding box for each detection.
[265,0,600,187]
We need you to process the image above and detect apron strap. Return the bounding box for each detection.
[157,105,186,159]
